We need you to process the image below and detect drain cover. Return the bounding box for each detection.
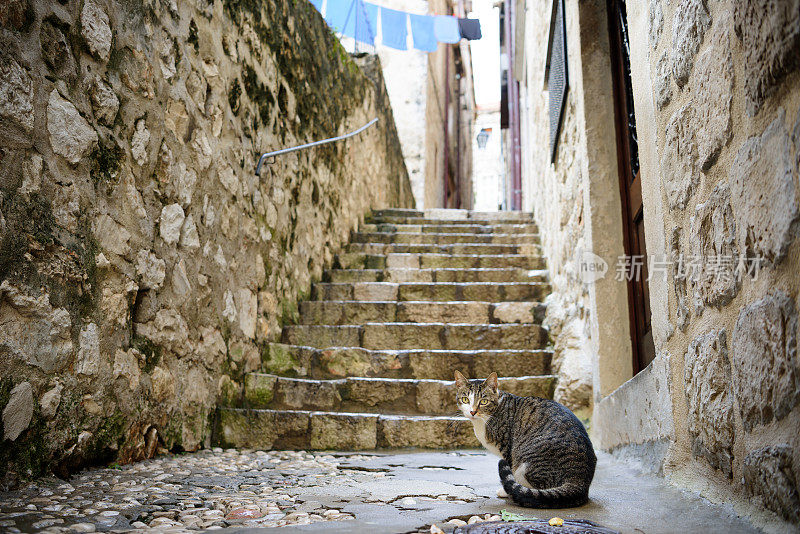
[453,519,620,534]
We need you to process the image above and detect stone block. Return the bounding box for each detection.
[731,292,799,431]
[649,0,663,49]
[492,302,536,324]
[244,374,277,407]
[661,104,698,210]
[386,253,419,268]
[344,378,414,408]
[684,330,734,476]
[362,323,443,350]
[378,416,478,448]
[0,52,34,141]
[670,0,710,87]
[408,351,465,380]
[729,113,799,264]
[734,0,800,116]
[653,50,671,111]
[76,323,102,376]
[500,376,556,400]
[309,413,377,449]
[353,282,398,301]
[159,204,185,246]
[314,347,374,378]
[2,382,33,441]
[397,302,489,323]
[282,325,362,349]
[274,376,341,410]
[472,350,552,378]
[90,77,119,126]
[415,380,455,414]
[47,90,98,164]
[81,0,112,62]
[688,184,739,312]
[0,282,73,372]
[216,409,310,449]
[690,13,733,170]
[742,445,800,523]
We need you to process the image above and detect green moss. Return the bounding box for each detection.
[228,78,242,115]
[221,0,368,140]
[88,413,126,464]
[188,19,199,51]
[90,139,124,185]
[0,378,51,485]
[243,374,275,407]
[279,298,299,326]
[132,335,161,373]
[261,344,299,375]
[242,63,275,126]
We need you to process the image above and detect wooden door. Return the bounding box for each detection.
[607,0,655,373]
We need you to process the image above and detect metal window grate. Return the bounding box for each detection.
[545,0,568,163]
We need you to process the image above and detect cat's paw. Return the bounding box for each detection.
[496,487,509,498]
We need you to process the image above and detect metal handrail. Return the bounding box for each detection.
[255,117,379,176]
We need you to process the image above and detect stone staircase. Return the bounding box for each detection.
[214,209,555,450]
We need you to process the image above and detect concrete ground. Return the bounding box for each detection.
[0,448,763,534]
[225,450,760,534]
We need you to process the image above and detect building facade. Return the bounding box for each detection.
[507,0,800,528]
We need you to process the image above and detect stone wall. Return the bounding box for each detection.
[632,0,800,525]
[518,0,800,526]
[0,0,412,488]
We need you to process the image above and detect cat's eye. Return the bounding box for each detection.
[460,396,469,404]
[479,399,488,405]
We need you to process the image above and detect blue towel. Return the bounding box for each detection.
[326,0,375,44]
[433,15,460,43]
[381,7,408,50]
[325,0,356,34]
[410,14,437,52]
[364,2,379,43]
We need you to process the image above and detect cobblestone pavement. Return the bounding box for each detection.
[0,449,357,533]
[0,450,764,534]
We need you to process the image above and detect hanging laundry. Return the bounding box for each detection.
[324,0,356,34]
[309,0,323,13]
[364,2,379,43]
[409,13,437,52]
[348,0,377,44]
[433,15,460,44]
[457,18,482,40]
[326,0,375,44]
[381,7,408,50]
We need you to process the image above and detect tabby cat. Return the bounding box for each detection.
[454,370,596,508]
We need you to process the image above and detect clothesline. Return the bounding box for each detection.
[311,0,482,52]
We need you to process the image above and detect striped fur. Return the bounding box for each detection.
[455,371,596,508]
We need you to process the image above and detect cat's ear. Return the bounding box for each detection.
[485,372,498,392]
[454,370,468,388]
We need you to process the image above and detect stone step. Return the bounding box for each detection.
[335,253,546,270]
[261,343,552,380]
[243,374,556,415]
[351,232,541,245]
[360,223,540,234]
[298,301,545,325]
[369,208,534,223]
[281,323,549,350]
[215,408,480,449]
[346,242,542,256]
[312,281,551,302]
[324,268,549,284]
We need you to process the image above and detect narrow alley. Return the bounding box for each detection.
[1,0,799,532]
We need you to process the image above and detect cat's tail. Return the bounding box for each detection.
[498,459,589,508]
